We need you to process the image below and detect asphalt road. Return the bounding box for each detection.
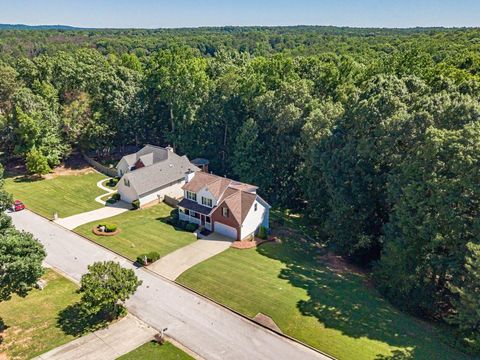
[10,210,331,360]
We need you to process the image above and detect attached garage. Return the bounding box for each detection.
[214,222,238,240]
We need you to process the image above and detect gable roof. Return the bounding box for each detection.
[119,145,169,169]
[181,172,266,224]
[217,189,257,224]
[123,152,199,196]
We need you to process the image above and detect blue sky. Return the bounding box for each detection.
[0,0,479,28]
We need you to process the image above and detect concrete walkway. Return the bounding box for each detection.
[94,178,116,205]
[11,210,329,360]
[53,202,130,230]
[53,178,130,230]
[34,314,156,360]
[149,233,234,280]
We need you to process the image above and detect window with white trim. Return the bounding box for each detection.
[202,197,213,207]
[186,191,197,201]
[222,207,229,217]
[124,178,130,187]
[254,203,257,211]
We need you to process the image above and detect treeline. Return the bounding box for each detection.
[0,27,479,353]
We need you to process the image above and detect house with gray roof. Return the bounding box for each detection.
[116,145,199,207]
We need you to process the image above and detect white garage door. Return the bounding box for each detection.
[214,222,237,239]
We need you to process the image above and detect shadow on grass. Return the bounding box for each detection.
[0,317,7,345]
[57,303,110,336]
[375,349,414,360]
[12,175,44,183]
[256,239,466,360]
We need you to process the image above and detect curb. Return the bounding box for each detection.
[18,209,336,360]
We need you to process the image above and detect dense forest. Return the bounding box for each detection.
[0,26,479,353]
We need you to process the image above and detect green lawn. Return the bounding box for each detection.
[5,172,106,219]
[0,270,80,359]
[118,341,193,360]
[74,203,196,261]
[177,240,474,359]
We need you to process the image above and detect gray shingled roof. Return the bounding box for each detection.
[123,152,199,196]
[119,145,169,168]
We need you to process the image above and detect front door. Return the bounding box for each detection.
[201,214,206,226]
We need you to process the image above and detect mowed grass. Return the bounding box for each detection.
[74,203,196,261]
[177,243,474,360]
[118,341,193,360]
[5,172,106,219]
[0,270,80,359]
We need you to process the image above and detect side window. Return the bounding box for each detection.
[254,203,257,211]
[186,191,197,201]
[222,207,229,217]
[124,178,130,187]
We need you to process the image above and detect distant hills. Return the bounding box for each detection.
[0,24,84,30]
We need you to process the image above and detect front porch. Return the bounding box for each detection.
[179,207,212,231]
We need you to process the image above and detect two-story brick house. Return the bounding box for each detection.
[177,171,270,241]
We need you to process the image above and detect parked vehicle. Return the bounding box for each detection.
[13,200,25,212]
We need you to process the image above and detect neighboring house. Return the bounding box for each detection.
[117,145,199,207]
[178,171,270,241]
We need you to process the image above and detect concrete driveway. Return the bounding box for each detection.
[35,314,156,360]
[10,210,329,360]
[148,233,233,280]
[53,201,130,230]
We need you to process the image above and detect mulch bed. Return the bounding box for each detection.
[230,236,279,249]
[92,227,120,237]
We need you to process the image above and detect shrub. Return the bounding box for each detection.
[147,251,160,262]
[106,198,117,205]
[98,223,117,233]
[177,220,188,230]
[136,251,161,266]
[132,200,140,209]
[111,193,121,201]
[136,254,148,266]
[107,178,118,187]
[185,223,198,232]
[257,225,268,239]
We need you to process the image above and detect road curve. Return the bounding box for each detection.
[10,210,331,360]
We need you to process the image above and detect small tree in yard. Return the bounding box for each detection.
[0,228,46,301]
[79,261,142,319]
[26,147,51,175]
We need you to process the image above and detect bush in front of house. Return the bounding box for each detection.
[111,193,121,201]
[131,200,140,209]
[106,198,117,205]
[98,223,117,233]
[107,178,119,187]
[136,251,161,266]
[257,225,268,239]
[185,223,198,232]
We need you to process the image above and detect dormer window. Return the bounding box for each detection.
[202,197,213,207]
[186,191,197,201]
[222,207,229,217]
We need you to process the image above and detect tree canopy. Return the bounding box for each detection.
[0,25,479,353]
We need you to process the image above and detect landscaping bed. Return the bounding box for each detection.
[230,236,278,249]
[92,223,120,236]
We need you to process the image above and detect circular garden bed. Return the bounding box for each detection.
[92,223,120,236]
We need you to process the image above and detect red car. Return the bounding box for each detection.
[13,200,25,212]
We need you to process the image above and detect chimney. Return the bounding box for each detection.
[185,169,195,183]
